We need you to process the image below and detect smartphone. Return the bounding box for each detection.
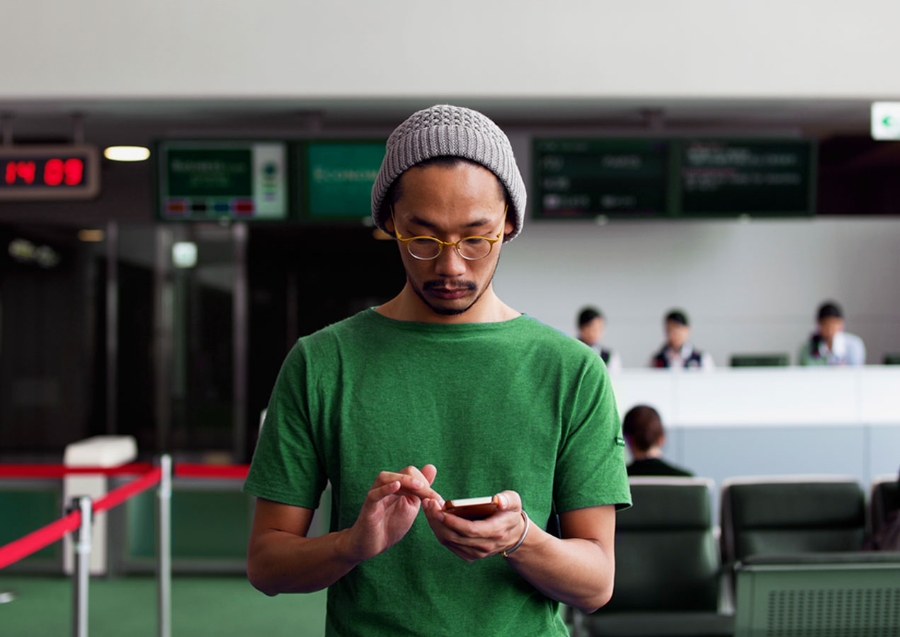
[443,496,499,520]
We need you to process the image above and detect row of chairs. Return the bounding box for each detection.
[572,474,900,637]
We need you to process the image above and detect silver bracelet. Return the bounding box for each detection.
[501,510,530,558]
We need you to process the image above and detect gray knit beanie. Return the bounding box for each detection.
[371,104,527,242]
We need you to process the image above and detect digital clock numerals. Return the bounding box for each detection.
[3,158,85,187]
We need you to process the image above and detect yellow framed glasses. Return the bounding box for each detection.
[390,206,506,261]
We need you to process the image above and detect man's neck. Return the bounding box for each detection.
[377,284,519,324]
[631,447,663,460]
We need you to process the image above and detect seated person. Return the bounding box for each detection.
[622,405,693,477]
[799,301,866,366]
[576,306,623,373]
[649,309,714,370]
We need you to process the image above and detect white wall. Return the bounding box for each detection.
[3,0,900,100]
[496,216,900,367]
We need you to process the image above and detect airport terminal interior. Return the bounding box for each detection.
[2,4,900,636]
[1,100,899,461]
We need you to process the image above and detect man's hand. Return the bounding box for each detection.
[421,490,526,561]
[342,464,443,561]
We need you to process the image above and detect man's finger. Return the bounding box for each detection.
[421,464,437,486]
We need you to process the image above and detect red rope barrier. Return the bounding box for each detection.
[0,509,81,570]
[0,461,248,571]
[0,467,161,571]
[94,467,162,514]
[0,462,248,479]
[173,463,249,479]
[0,463,154,478]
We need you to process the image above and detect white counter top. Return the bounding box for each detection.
[610,366,900,428]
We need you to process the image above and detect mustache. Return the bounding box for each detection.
[422,280,477,292]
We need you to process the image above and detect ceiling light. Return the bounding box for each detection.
[104,146,150,162]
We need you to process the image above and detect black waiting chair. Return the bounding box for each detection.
[869,473,900,550]
[733,551,900,636]
[573,477,734,637]
[728,353,789,367]
[719,476,867,581]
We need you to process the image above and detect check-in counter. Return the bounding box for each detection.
[610,367,900,510]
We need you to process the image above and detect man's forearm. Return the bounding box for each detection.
[504,527,615,614]
[247,528,360,596]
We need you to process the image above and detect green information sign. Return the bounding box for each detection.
[167,149,253,197]
[532,138,671,219]
[679,140,816,217]
[157,141,288,221]
[304,141,386,219]
[532,137,816,221]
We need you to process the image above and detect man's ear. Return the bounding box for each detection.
[503,215,514,239]
[384,211,396,236]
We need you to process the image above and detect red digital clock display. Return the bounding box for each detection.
[0,145,100,201]
[4,157,86,187]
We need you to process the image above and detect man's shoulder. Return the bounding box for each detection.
[519,316,610,355]
[516,314,575,339]
[287,310,378,360]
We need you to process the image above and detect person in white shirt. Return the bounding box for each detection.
[798,301,866,366]
[649,309,714,371]
[576,306,623,373]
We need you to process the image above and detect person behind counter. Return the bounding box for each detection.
[243,104,631,637]
[622,405,693,477]
[577,306,623,373]
[649,309,714,370]
[798,301,866,366]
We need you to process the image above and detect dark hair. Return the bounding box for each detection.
[383,156,510,233]
[622,405,664,452]
[578,306,604,327]
[665,309,689,327]
[817,301,843,321]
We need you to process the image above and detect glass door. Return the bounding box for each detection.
[155,222,247,461]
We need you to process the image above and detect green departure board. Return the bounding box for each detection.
[679,140,816,217]
[532,138,671,219]
[531,137,817,220]
[156,141,289,221]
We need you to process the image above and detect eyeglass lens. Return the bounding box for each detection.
[408,237,493,260]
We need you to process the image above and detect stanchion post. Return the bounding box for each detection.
[157,455,172,637]
[72,496,93,637]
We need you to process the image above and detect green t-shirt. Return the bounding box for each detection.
[244,309,631,636]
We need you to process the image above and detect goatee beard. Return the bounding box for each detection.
[414,279,483,316]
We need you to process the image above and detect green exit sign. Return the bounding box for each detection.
[871,102,900,140]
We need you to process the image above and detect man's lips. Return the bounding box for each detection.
[424,282,476,299]
[428,288,469,299]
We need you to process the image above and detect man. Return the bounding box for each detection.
[649,309,714,370]
[577,306,623,373]
[243,105,631,636]
[799,301,866,366]
[621,405,693,477]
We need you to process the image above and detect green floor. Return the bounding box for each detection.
[0,575,327,637]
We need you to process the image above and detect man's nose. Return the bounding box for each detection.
[434,245,467,276]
